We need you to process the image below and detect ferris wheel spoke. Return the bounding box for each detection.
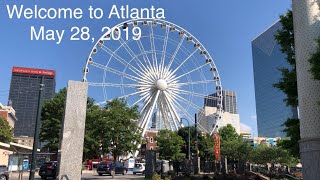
[169,91,203,111]
[136,39,158,82]
[165,36,186,77]
[100,45,144,78]
[140,90,156,114]
[163,91,182,130]
[88,82,151,88]
[136,39,153,70]
[161,98,178,131]
[91,61,141,82]
[170,99,208,133]
[160,27,170,78]
[170,99,193,125]
[141,90,160,137]
[169,63,209,83]
[119,38,148,71]
[168,88,218,100]
[130,92,150,107]
[166,49,198,80]
[158,101,170,130]
[170,79,218,88]
[149,25,159,78]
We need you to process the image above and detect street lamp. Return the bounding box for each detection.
[180,118,190,160]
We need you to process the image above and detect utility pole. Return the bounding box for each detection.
[194,113,199,174]
[29,76,45,180]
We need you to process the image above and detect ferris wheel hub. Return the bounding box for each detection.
[156,79,168,90]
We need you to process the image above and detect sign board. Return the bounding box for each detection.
[12,67,55,76]
[212,133,220,161]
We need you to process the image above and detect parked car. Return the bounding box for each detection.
[133,163,145,174]
[0,166,9,180]
[96,161,127,176]
[38,161,58,179]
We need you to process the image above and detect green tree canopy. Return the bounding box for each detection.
[98,98,142,163]
[40,88,111,161]
[157,129,185,161]
[249,144,297,166]
[40,88,66,152]
[218,124,239,144]
[218,124,252,162]
[0,117,13,143]
[177,126,214,160]
[274,10,300,159]
[277,118,300,158]
[274,10,298,107]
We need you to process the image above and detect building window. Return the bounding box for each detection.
[150,137,153,143]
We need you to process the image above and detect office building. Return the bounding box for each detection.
[0,102,17,129]
[8,67,56,137]
[200,90,241,134]
[252,21,298,138]
[205,90,237,114]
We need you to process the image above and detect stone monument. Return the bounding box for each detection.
[292,0,320,179]
[57,81,88,180]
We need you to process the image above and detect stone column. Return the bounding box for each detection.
[58,81,88,180]
[145,150,156,178]
[292,1,320,179]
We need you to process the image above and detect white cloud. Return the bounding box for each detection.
[240,123,252,132]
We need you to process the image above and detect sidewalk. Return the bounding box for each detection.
[8,171,42,180]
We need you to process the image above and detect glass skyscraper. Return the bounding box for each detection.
[8,67,56,137]
[252,21,298,138]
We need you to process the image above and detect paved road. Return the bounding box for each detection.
[9,171,145,180]
[82,172,145,180]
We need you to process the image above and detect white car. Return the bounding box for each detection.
[133,163,145,174]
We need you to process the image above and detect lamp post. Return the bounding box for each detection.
[180,118,190,160]
[29,76,45,180]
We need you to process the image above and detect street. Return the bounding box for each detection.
[8,171,145,180]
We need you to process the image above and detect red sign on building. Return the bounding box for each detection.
[212,133,221,161]
[12,67,55,76]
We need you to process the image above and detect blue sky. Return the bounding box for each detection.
[0,0,292,136]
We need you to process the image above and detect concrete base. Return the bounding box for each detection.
[300,138,320,180]
[58,81,88,180]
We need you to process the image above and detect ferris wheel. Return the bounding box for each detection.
[82,19,223,137]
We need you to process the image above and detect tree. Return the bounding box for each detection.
[177,126,214,160]
[218,124,240,158]
[274,10,301,158]
[277,118,300,158]
[157,129,185,161]
[0,117,13,143]
[40,88,66,152]
[218,124,239,144]
[97,98,142,178]
[83,98,102,160]
[249,144,297,167]
[274,10,298,107]
[40,88,103,161]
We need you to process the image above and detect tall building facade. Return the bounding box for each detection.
[205,90,237,114]
[8,67,56,137]
[252,21,298,138]
[201,90,240,134]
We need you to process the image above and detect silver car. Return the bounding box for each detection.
[0,165,9,180]
[133,163,145,174]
